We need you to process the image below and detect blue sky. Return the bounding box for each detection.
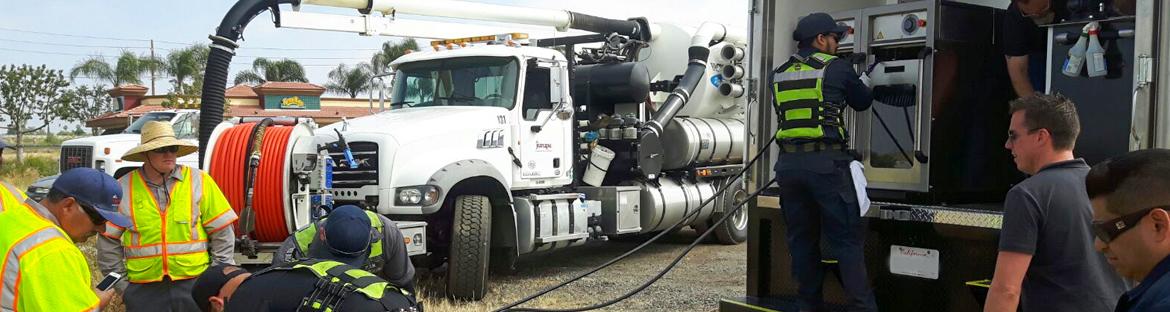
[1,0,748,94]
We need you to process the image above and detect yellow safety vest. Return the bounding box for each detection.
[0,182,28,215]
[1,195,100,311]
[772,52,848,142]
[102,166,238,283]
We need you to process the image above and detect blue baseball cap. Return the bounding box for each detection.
[52,168,132,228]
[793,12,849,42]
[309,205,374,267]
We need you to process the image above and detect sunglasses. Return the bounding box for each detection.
[1006,127,1042,143]
[78,201,108,226]
[1092,206,1168,244]
[152,146,180,154]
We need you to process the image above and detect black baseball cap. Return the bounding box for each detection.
[52,168,132,228]
[307,205,374,267]
[793,12,849,42]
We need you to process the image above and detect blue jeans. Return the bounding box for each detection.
[775,151,877,312]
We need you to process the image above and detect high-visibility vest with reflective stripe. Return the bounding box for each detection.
[109,166,237,283]
[0,199,100,311]
[255,259,414,311]
[293,210,385,272]
[772,52,847,142]
[0,182,27,214]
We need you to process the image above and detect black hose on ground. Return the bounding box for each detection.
[198,0,297,168]
[505,178,778,312]
[495,137,776,312]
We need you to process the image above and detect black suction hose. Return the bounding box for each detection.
[637,47,712,178]
[198,0,298,168]
[566,12,645,39]
[644,47,711,136]
[495,136,776,312]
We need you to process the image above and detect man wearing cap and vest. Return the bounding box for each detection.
[191,260,419,312]
[97,121,239,312]
[1,168,131,311]
[772,12,877,312]
[275,204,417,293]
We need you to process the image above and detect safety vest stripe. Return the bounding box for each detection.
[2,182,27,201]
[776,78,819,91]
[202,209,236,233]
[125,241,208,259]
[189,169,201,239]
[101,223,125,239]
[123,175,141,245]
[773,69,825,83]
[0,226,65,310]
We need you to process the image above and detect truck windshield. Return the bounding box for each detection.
[124,112,177,134]
[391,57,519,109]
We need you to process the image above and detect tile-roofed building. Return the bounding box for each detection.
[89,83,382,132]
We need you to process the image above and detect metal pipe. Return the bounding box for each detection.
[301,0,645,38]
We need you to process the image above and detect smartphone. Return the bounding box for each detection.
[96,272,123,291]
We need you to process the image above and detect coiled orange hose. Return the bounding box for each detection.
[208,123,294,242]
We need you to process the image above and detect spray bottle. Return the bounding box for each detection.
[1061,24,1089,77]
[1085,22,1108,77]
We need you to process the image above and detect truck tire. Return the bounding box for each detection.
[713,178,748,244]
[447,195,491,301]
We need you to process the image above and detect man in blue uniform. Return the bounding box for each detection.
[771,12,876,312]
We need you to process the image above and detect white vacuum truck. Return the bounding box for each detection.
[197,0,749,300]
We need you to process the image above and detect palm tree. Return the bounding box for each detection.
[70,50,161,89]
[233,58,309,85]
[324,63,374,99]
[370,39,419,74]
[164,44,210,95]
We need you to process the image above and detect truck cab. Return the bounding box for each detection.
[318,45,574,214]
[27,110,201,200]
[60,109,201,178]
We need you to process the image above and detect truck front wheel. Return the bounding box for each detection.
[447,194,491,300]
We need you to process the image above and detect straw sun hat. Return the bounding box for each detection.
[121,121,198,162]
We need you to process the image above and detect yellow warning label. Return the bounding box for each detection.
[876,32,885,40]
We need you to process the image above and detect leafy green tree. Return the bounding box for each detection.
[165,44,210,95]
[69,50,161,90]
[233,58,308,85]
[370,39,419,74]
[324,63,374,99]
[62,85,117,135]
[0,65,74,161]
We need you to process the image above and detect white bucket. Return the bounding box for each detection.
[583,145,616,187]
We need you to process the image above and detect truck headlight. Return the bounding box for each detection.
[395,185,440,206]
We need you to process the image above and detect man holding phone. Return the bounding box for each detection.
[0,168,132,311]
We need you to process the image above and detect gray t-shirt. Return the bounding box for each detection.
[999,159,1127,312]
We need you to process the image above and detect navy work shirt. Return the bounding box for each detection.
[1115,255,1170,311]
[771,47,872,144]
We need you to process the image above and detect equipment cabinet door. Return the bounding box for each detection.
[513,59,573,188]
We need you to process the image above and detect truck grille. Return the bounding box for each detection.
[330,142,379,189]
[60,146,93,171]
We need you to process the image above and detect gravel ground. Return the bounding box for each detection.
[417,229,747,312]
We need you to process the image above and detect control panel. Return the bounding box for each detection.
[870,10,928,42]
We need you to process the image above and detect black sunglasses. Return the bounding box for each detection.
[1092,205,1168,244]
[78,201,108,226]
[152,146,180,154]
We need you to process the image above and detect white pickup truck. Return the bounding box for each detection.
[26,109,201,200]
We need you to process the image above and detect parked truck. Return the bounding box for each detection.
[196,0,751,301]
[721,0,1170,311]
[27,110,201,201]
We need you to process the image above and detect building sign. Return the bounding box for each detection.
[263,95,321,110]
[281,96,305,108]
